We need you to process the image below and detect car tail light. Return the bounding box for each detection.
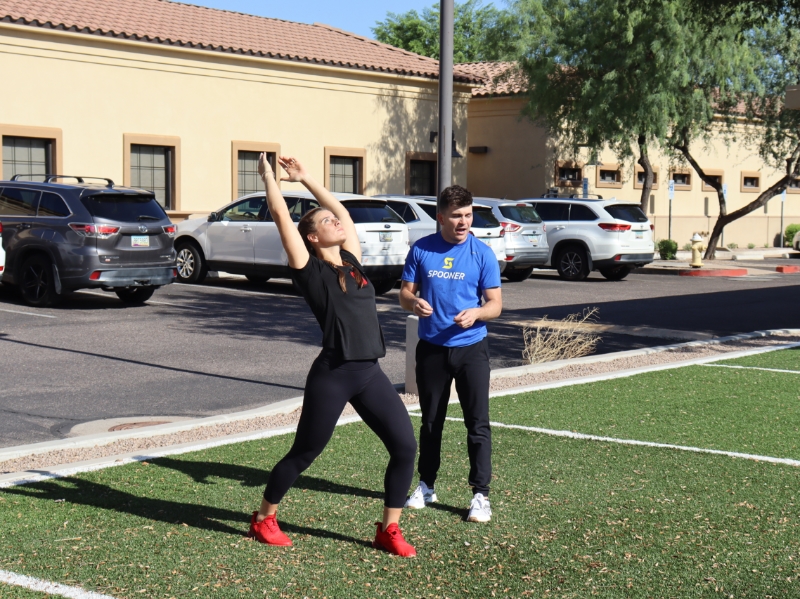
[505,256,514,261]
[162,224,177,237]
[172,268,178,278]
[500,221,521,233]
[70,223,121,239]
[0,265,3,272]
[0,222,3,234]
[614,255,622,261]
[499,228,505,237]
[650,224,655,231]
[542,223,546,232]
[598,223,631,232]
[89,271,102,280]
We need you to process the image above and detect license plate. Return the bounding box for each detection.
[635,231,644,240]
[525,235,539,246]
[379,232,393,242]
[131,235,150,247]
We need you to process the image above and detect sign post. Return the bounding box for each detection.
[582,177,589,199]
[668,179,675,241]
[721,183,728,248]
[781,189,786,248]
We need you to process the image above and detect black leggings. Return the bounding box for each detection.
[263,351,417,509]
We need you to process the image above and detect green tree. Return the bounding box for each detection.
[372,0,515,63]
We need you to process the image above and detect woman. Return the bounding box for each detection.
[247,153,417,557]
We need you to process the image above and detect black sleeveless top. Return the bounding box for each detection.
[290,249,386,360]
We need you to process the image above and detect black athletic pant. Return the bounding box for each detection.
[263,351,417,509]
[415,337,492,496]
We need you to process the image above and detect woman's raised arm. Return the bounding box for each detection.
[259,153,309,269]
[278,156,361,262]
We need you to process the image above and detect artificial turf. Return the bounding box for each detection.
[0,585,60,598]
[716,347,800,371]
[490,365,800,459]
[1,413,799,598]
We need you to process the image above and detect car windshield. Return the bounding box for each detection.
[605,204,648,222]
[81,194,167,221]
[472,207,500,228]
[498,204,542,224]
[342,201,404,224]
[417,203,438,220]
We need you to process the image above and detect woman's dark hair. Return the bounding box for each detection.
[438,185,473,212]
[297,207,366,293]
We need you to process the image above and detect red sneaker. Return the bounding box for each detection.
[372,522,416,557]
[248,512,292,546]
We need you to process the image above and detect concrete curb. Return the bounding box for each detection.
[636,266,748,276]
[1,328,797,470]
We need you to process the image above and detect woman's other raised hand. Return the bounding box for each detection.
[258,152,274,182]
[278,156,308,183]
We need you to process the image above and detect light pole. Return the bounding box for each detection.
[437,0,454,204]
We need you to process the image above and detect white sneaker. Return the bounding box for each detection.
[467,493,492,522]
[405,481,437,509]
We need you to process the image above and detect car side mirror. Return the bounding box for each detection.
[207,212,218,222]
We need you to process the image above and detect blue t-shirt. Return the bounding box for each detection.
[402,232,501,347]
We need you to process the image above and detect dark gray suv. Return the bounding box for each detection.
[0,175,177,306]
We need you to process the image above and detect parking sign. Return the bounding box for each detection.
[668,179,675,199]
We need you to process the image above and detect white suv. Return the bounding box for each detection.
[175,192,409,295]
[522,198,655,281]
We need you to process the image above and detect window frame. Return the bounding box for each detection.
[405,151,437,196]
[740,171,761,193]
[595,163,623,189]
[701,169,724,192]
[123,134,181,212]
[555,160,583,188]
[324,146,366,195]
[1,124,63,180]
[231,141,280,201]
[669,169,693,191]
[634,165,660,190]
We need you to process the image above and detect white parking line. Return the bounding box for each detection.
[0,307,56,319]
[173,282,289,298]
[76,290,206,310]
[703,364,800,374]
[406,413,800,468]
[0,570,117,599]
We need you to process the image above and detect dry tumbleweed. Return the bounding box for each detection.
[522,307,601,364]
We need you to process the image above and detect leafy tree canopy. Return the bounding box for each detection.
[372,0,516,63]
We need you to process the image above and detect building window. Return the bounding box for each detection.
[599,169,618,183]
[700,170,724,191]
[741,171,761,193]
[558,167,582,182]
[634,166,660,190]
[671,171,692,189]
[743,177,759,188]
[131,144,174,209]
[554,161,583,188]
[410,160,436,195]
[329,156,360,194]
[2,136,52,180]
[238,151,275,197]
[596,164,623,189]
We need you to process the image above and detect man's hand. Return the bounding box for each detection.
[413,298,433,318]
[278,156,308,183]
[454,308,481,329]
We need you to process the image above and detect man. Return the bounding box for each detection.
[399,185,502,522]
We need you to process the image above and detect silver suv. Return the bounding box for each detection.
[522,198,655,281]
[0,175,177,306]
[175,192,409,295]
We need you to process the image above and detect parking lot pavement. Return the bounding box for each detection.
[1,265,798,448]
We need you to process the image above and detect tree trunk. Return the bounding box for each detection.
[676,140,800,260]
[637,135,654,214]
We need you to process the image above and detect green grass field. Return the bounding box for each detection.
[1,348,798,598]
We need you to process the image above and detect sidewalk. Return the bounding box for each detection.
[638,249,800,276]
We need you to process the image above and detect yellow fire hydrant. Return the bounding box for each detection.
[690,233,704,268]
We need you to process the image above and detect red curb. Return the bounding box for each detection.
[776,265,800,274]
[678,269,748,277]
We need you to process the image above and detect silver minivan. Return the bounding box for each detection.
[175,191,409,295]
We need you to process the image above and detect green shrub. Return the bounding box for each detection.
[727,242,739,249]
[747,243,756,249]
[658,239,678,260]
[682,242,692,251]
[785,224,800,247]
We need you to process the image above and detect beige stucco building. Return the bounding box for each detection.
[463,63,800,248]
[0,0,475,220]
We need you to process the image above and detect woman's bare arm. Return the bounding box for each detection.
[259,153,309,269]
[278,156,361,262]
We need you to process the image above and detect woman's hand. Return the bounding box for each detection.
[258,153,274,182]
[278,156,308,184]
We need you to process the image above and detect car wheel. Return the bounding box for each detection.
[246,275,270,284]
[176,242,207,284]
[115,286,156,304]
[371,279,397,295]
[504,266,534,282]
[19,254,62,307]
[556,246,590,281]
[599,266,632,281]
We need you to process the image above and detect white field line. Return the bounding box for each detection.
[702,364,800,374]
[0,570,116,599]
[406,414,800,468]
[0,308,56,318]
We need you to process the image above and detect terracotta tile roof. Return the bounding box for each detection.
[459,62,528,97]
[0,0,480,83]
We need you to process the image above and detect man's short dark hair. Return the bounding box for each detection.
[438,185,473,212]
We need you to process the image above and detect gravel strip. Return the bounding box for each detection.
[2,335,797,475]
